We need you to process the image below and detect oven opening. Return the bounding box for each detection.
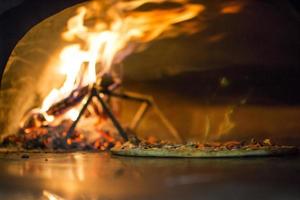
[1,0,300,151]
[0,0,299,198]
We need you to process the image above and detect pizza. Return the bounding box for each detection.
[111,138,298,158]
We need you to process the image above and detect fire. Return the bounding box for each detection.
[221,2,243,14]
[4,0,205,150]
[41,0,204,114]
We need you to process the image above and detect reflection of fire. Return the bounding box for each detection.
[2,0,204,150]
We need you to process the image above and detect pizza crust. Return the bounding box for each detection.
[111,145,298,158]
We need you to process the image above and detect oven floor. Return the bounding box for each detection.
[0,152,299,200]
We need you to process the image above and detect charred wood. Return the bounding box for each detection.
[46,86,89,116]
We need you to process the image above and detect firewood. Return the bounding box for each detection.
[46,86,89,116]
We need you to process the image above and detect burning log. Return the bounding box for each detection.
[46,86,89,116]
[45,75,121,120]
[21,111,47,129]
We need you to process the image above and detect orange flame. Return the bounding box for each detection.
[40,0,205,120]
[221,2,243,14]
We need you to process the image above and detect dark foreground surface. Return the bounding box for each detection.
[0,152,299,200]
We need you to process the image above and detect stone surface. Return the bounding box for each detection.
[0,152,299,200]
[1,0,299,142]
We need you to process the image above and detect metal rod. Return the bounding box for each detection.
[106,91,152,103]
[107,90,183,142]
[66,91,94,138]
[65,81,179,142]
[105,91,152,131]
[93,88,128,141]
[129,102,150,130]
[152,102,183,143]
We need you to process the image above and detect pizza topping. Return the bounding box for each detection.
[223,141,241,150]
[121,141,137,149]
[203,142,221,148]
[263,139,272,146]
[112,137,298,158]
[117,138,279,152]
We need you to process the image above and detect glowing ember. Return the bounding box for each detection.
[3,0,205,150]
